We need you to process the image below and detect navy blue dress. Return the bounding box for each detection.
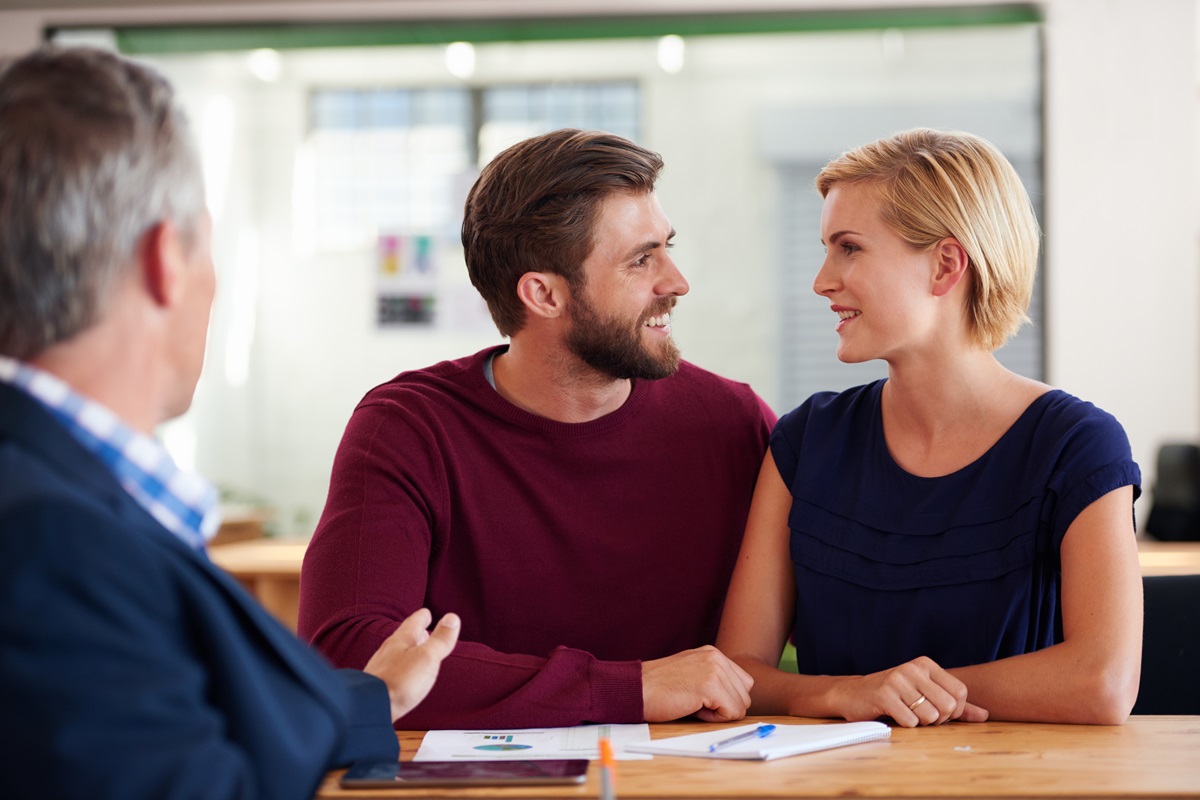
[772,380,1141,676]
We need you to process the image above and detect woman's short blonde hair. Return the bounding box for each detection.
[815,128,1040,351]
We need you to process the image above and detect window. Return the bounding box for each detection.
[309,81,640,252]
[310,88,471,251]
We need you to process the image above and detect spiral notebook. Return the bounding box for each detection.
[625,721,891,761]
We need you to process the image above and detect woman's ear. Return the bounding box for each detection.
[516,272,570,320]
[931,237,970,298]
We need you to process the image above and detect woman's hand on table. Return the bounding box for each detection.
[831,656,989,727]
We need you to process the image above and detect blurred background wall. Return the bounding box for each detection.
[1,0,1195,536]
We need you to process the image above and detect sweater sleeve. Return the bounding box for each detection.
[299,399,645,728]
[395,643,643,729]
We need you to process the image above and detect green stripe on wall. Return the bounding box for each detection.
[99,6,1041,55]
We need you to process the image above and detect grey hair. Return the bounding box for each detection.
[0,46,206,359]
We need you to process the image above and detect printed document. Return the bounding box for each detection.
[415,723,653,761]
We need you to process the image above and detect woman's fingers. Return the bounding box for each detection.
[885,658,970,727]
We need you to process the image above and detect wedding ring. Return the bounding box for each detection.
[908,695,927,711]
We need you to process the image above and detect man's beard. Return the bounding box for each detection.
[565,290,681,381]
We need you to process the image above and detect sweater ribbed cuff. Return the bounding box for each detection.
[588,658,644,723]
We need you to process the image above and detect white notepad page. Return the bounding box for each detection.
[626,721,891,761]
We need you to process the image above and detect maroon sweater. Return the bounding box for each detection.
[299,346,774,729]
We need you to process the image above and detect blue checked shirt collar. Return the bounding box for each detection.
[0,356,221,550]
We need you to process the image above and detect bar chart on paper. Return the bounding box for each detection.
[474,733,531,752]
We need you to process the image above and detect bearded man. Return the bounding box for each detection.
[299,129,775,729]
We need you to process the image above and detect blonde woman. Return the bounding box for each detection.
[716,129,1142,726]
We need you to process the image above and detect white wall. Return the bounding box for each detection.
[1041,0,1200,524]
[2,0,1196,531]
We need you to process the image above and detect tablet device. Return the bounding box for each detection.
[339,759,589,788]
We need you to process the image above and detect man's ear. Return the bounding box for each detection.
[931,237,970,298]
[515,272,570,320]
[138,220,187,308]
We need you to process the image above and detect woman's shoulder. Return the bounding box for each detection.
[1022,387,1130,446]
[778,380,884,431]
[1003,387,1137,501]
[772,381,883,474]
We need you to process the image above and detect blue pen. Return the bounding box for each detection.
[708,724,777,753]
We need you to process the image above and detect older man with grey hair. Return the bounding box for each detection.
[0,47,459,799]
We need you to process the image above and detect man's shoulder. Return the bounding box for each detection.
[363,347,496,403]
[0,439,280,647]
[0,425,101,519]
[0,409,196,579]
[0,445,176,619]
[642,361,776,428]
[352,347,494,417]
[662,360,761,400]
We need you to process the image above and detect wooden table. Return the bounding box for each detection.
[315,716,1200,799]
[208,539,309,631]
[1135,540,1200,576]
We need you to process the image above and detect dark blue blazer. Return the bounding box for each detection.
[0,383,398,799]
